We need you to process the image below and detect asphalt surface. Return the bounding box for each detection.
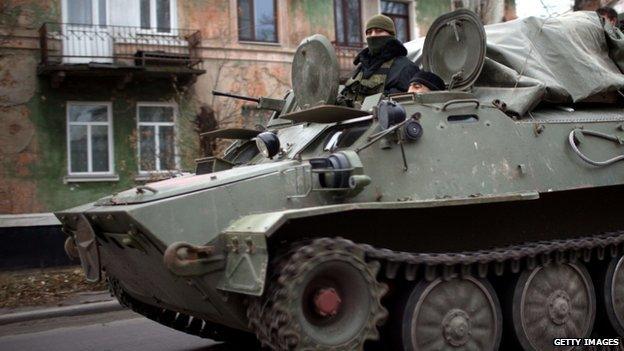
[0,310,250,351]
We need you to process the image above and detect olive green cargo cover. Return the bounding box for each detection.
[406,11,624,116]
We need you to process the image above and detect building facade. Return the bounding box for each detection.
[1,0,205,214]
[0,0,504,215]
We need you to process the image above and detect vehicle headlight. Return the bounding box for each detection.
[310,153,352,189]
[254,132,280,158]
[377,100,406,130]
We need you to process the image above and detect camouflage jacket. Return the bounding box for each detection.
[340,39,419,105]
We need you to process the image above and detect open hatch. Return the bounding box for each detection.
[422,9,486,91]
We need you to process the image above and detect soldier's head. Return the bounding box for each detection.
[365,14,396,38]
[597,6,618,26]
[408,71,445,94]
[365,14,396,55]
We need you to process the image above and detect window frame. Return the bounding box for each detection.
[333,0,363,47]
[61,0,110,26]
[380,0,411,43]
[138,0,178,34]
[136,102,180,174]
[66,101,115,177]
[237,0,279,43]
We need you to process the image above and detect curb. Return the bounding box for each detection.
[0,300,124,325]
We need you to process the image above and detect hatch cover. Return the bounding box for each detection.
[422,9,486,90]
[292,34,340,108]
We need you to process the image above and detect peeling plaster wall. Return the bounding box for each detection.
[178,0,334,130]
[179,0,335,51]
[0,53,199,213]
[194,60,290,128]
[0,0,59,29]
[0,0,200,214]
[287,0,334,45]
[29,78,198,213]
[0,0,60,213]
[1,0,338,214]
[1,0,511,214]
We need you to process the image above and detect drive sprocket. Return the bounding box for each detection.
[247,237,388,350]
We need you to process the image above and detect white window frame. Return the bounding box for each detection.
[138,0,178,34]
[66,101,115,178]
[62,0,110,26]
[136,102,180,174]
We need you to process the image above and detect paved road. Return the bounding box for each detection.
[0,310,249,351]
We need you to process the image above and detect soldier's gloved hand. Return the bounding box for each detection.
[335,94,354,107]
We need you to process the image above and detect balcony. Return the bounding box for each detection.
[38,23,205,88]
[332,42,364,83]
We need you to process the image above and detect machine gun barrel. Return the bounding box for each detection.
[212,90,285,112]
[212,90,261,103]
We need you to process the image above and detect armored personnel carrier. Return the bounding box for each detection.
[58,10,624,351]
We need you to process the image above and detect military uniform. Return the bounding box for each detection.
[339,14,419,105]
[341,43,419,104]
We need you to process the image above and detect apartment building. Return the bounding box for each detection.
[0,0,505,214]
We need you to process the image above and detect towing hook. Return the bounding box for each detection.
[163,242,224,277]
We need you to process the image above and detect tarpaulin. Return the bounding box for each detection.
[405,11,624,116]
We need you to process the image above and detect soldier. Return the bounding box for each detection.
[339,14,419,106]
[597,6,624,40]
[407,70,446,94]
[597,6,618,27]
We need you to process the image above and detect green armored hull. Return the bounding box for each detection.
[58,10,624,351]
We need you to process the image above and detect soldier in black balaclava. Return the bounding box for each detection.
[339,14,419,106]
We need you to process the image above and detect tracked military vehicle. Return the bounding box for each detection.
[58,9,624,351]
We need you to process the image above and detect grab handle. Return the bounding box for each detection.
[441,99,480,111]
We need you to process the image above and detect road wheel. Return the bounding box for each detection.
[400,276,502,351]
[605,255,624,336]
[247,238,388,350]
[512,262,596,351]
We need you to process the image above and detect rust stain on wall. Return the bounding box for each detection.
[15,145,38,177]
[0,54,36,106]
[287,0,334,46]
[0,104,41,212]
[0,105,35,154]
[179,0,231,42]
[0,0,60,28]
[0,179,44,213]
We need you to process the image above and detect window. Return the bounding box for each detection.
[140,0,176,33]
[237,0,277,43]
[334,0,362,46]
[63,0,112,64]
[381,1,410,43]
[64,0,107,26]
[137,103,178,172]
[67,102,114,175]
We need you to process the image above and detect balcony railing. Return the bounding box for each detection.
[39,22,202,69]
[332,42,364,82]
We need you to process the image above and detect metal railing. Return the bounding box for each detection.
[332,41,364,80]
[39,22,202,68]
